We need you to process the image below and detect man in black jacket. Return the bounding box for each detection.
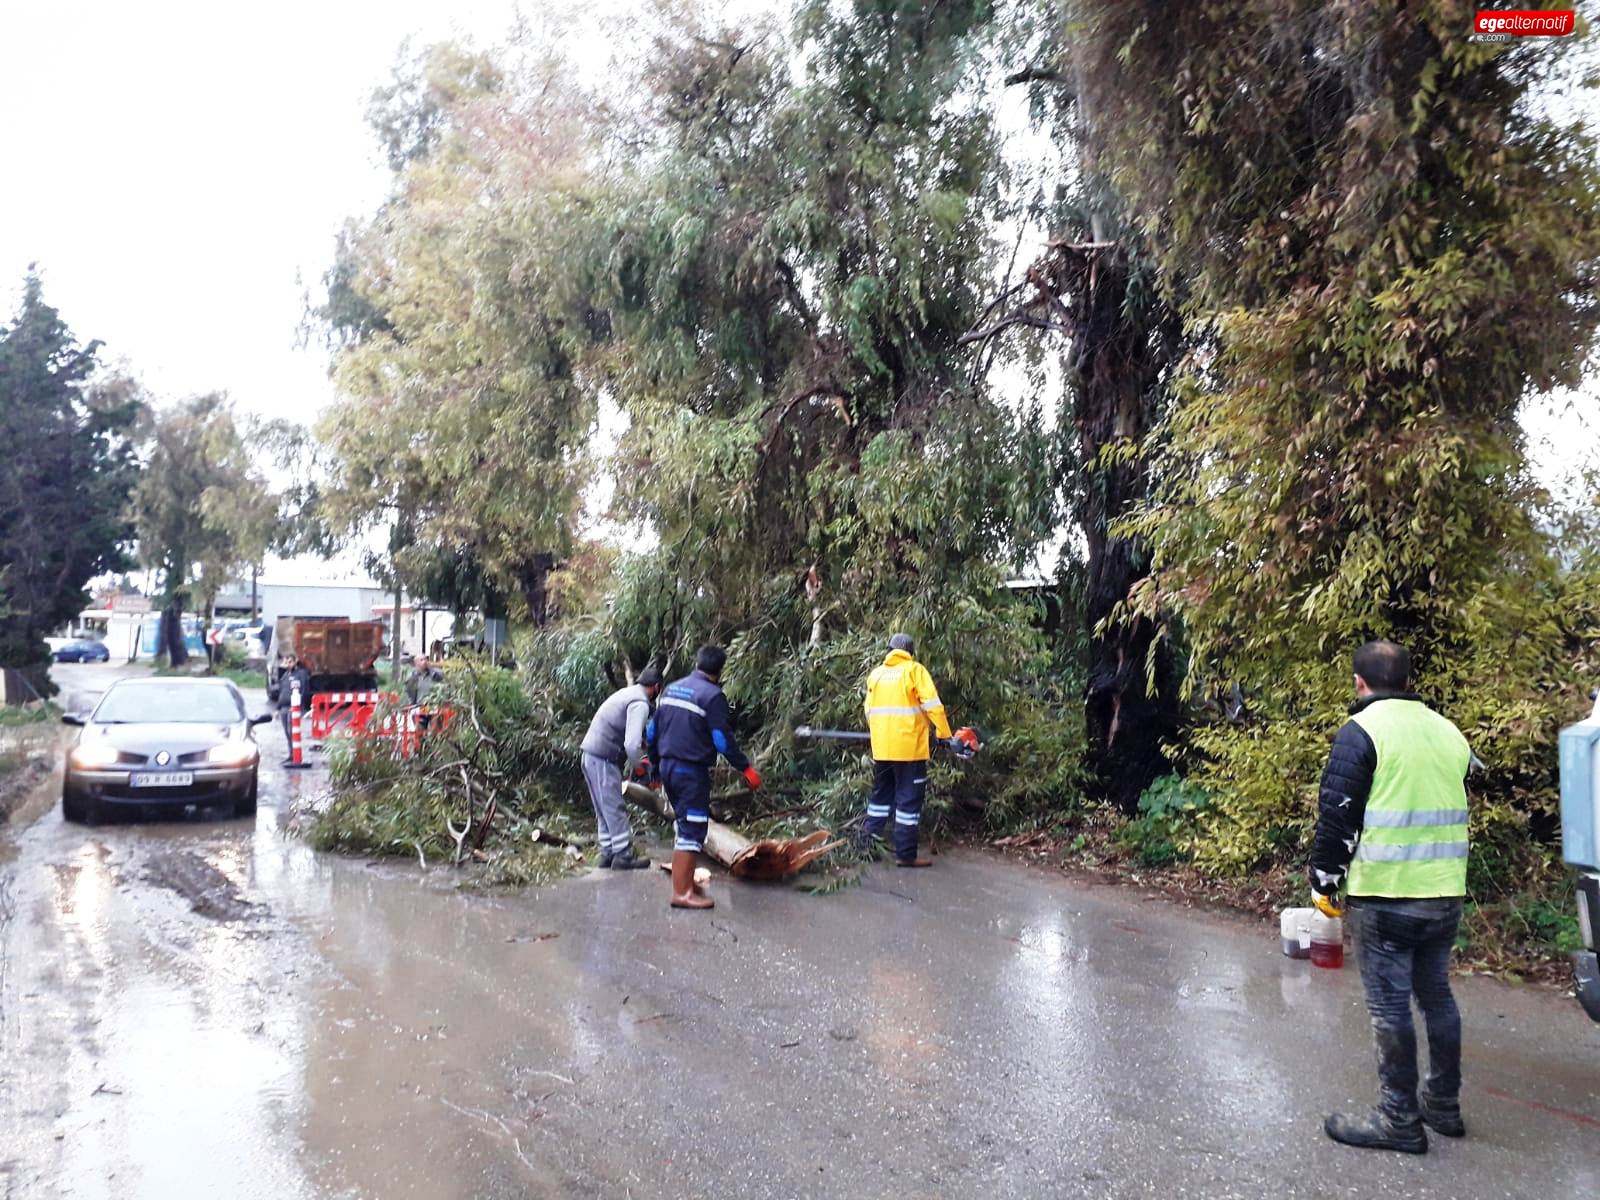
[647,646,762,909]
[1310,639,1473,1155]
[271,653,313,766]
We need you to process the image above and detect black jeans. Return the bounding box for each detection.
[1351,898,1464,1121]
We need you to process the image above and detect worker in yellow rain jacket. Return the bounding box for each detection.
[860,633,960,867]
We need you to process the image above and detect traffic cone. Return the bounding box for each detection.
[287,681,311,770]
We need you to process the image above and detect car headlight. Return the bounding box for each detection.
[69,743,120,769]
[206,742,258,766]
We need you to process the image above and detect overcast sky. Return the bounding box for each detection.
[0,0,540,423]
[2,2,1593,509]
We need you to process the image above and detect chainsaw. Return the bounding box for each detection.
[795,724,985,760]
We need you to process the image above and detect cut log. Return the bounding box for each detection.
[620,782,843,881]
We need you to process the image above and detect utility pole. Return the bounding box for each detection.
[390,514,405,685]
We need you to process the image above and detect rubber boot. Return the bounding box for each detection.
[670,850,713,909]
[610,845,650,870]
[1324,1109,1428,1154]
[1419,1094,1466,1138]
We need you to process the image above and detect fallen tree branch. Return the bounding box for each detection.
[620,782,842,880]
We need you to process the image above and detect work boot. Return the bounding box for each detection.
[609,846,650,870]
[896,857,933,869]
[669,850,713,909]
[597,849,614,869]
[1419,1094,1466,1138]
[1324,1109,1428,1154]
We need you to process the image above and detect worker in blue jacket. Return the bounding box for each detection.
[647,645,762,909]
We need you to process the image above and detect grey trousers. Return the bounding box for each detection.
[580,753,633,854]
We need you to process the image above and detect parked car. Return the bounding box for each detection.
[227,623,269,661]
[60,677,274,823]
[52,638,110,663]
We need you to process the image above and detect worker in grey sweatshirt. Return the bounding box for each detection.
[579,667,662,869]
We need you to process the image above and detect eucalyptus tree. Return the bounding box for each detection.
[131,393,276,662]
[316,41,601,630]
[1076,0,1600,868]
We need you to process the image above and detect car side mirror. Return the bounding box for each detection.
[250,713,275,726]
[61,712,85,726]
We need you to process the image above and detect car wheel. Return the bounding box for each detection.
[235,770,258,820]
[62,786,96,824]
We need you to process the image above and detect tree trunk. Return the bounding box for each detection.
[516,552,557,627]
[391,578,404,682]
[1071,249,1179,812]
[160,593,189,667]
[620,782,841,880]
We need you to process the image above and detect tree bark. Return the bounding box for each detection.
[516,552,557,627]
[620,782,841,880]
[160,589,189,666]
[1070,249,1180,812]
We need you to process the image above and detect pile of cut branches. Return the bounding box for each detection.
[310,657,590,886]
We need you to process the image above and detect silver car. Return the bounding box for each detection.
[61,677,274,823]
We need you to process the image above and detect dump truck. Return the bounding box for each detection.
[265,617,385,700]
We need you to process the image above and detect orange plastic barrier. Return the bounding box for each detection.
[309,691,398,740]
[363,704,456,759]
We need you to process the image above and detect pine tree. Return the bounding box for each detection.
[0,272,142,697]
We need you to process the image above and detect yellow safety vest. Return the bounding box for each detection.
[864,649,953,762]
[1347,700,1471,899]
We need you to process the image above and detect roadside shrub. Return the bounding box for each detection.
[1117,772,1211,868]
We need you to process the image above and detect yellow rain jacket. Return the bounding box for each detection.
[865,649,953,762]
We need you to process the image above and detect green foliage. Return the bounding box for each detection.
[0,701,59,727]
[1456,843,1590,976]
[311,3,1090,846]
[1079,0,1600,871]
[0,272,142,697]
[131,393,277,619]
[310,656,590,884]
[1117,773,1211,868]
[314,41,601,622]
[1506,899,1584,957]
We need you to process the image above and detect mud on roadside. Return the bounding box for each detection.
[142,848,263,921]
[0,719,63,827]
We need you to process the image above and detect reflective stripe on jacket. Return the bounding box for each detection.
[864,649,952,762]
[1346,699,1471,899]
[648,670,749,771]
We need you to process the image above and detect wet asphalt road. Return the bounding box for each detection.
[3,663,1599,1198]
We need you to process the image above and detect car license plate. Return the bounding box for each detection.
[130,771,194,788]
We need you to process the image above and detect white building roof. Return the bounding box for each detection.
[257,552,384,591]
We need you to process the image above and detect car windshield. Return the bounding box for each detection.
[94,684,242,724]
